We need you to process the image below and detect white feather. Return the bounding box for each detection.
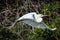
[10,12,56,31]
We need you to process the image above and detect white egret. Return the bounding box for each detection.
[9,12,56,31]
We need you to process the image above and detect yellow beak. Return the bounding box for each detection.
[43,15,50,17]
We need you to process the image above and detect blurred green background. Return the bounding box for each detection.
[0,0,60,40]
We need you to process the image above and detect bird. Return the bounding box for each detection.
[9,12,56,31]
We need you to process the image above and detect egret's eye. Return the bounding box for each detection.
[32,14,35,19]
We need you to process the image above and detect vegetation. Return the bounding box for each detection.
[0,0,60,40]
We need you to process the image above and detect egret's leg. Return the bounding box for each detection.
[32,27,34,32]
[29,27,34,33]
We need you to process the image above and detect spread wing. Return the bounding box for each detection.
[23,19,56,30]
[22,19,47,29]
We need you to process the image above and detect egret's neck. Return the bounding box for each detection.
[37,14,43,18]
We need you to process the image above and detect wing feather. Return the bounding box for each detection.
[22,19,47,29]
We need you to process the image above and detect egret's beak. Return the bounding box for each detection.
[43,15,49,17]
[37,14,49,18]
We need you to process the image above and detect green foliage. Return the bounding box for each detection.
[0,0,60,40]
[0,28,21,40]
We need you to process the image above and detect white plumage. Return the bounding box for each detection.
[18,12,43,23]
[10,12,56,31]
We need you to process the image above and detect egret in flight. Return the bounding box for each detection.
[9,12,56,31]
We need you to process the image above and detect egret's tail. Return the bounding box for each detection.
[42,22,56,31]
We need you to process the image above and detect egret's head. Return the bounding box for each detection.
[37,14,43,18]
